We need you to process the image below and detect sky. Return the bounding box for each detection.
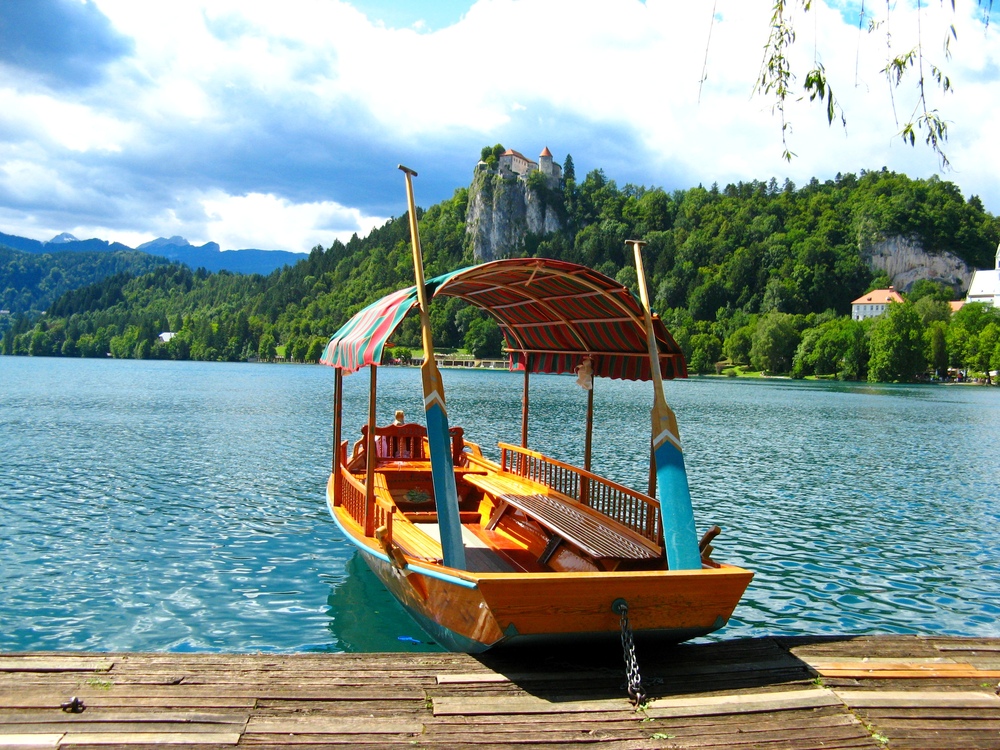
[0,0,998,254]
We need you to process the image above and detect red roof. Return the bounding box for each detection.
[540,146,553,157]
[851,288,904,305]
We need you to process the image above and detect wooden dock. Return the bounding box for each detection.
[1,636,998,748]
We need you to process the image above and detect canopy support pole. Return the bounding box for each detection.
[400,165,466,570]
[580,379,594,505]
[333,368,343,502]
[520,356,530,450]
[364,365,378,536]
[629,239,701,570]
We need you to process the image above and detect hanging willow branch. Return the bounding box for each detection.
[754,0,991,168]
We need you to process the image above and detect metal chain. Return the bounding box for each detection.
[612,598,646,705]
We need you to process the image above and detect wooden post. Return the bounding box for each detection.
[333,368,343,504]
[364,365,377,536]
[520,356,530,449]
[581,379,594,505]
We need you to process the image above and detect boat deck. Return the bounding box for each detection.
[2,635,999,748]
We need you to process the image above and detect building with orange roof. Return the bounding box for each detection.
[851,287,904,321]
[497,147,562,183]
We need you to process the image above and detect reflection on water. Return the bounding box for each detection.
[1,356,998,652]
[325,553,442,652]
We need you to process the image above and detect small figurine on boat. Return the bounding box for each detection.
[321,166,752,654]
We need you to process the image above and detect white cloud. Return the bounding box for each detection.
[198,191,386,251]
[1,0,998,253]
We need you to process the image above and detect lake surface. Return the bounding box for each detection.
[1,356,998,653]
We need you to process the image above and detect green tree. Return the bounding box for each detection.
[750,312,800,374]
[258,332,277,361]
[723,325,754,366]
[868,302,926,382]
[925,320,949,378]
[464,317,502,359]
[688,333,722,375]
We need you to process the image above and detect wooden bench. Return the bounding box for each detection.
[465,473,662,564]
[389,520,444,563]
[351,424,466,467]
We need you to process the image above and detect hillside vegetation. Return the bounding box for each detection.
[0,246,172,320]
[3,163,1000,383]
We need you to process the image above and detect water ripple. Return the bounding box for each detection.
[1,358,998,651]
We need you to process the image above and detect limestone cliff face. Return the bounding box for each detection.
[862,236,972,293]
[465,164,562,261]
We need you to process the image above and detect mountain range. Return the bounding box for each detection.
[0,231,305,276]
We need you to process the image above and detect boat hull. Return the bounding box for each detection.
[331,501,753,653]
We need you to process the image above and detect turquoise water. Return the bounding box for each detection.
[1,356,998,652]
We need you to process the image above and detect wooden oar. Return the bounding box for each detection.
[400,165,466,570]
[629,240,702,570]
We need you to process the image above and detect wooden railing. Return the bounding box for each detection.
[337,464,367,527]
[335,458,397,547]
[498,442,662,545]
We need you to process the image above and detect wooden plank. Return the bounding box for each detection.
[435,671,612,685]
[820,669,1000,679]
[0,736,62,748]
[246,716,423,734]
[0,711,247,727]
[0,696,257,709]
[808,658,1000,678]
[57,731,241,745]
[644,688,842,718]
[0,659,114,673]
[432,696,630,716]
[834,690,1000,708]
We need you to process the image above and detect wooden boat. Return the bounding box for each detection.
[320,168,752,653]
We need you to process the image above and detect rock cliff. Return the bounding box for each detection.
[465,164,562,261]
[862,236,972,293]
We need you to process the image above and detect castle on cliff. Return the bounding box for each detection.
[488,147,562,185]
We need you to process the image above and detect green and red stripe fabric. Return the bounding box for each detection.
[321,259,686,382]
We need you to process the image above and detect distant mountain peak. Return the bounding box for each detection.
[48,232,79,244]
[137,236,192,250]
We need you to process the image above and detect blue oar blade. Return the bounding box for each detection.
[422,362,466,570]
[653,412,702,570]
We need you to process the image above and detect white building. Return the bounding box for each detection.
[965,243,1000,307]
[851,287,904,321]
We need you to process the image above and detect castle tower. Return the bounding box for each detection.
[539,146,553,176]
[538,147,561,182]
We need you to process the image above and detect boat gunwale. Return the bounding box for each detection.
[328,478,752,586]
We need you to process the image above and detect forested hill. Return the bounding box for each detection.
[3,165,1000,382]
[0,246,173,319]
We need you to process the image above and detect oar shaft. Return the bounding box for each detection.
[399,165,466,571]
[629,239,701,570]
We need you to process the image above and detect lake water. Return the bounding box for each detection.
[1,356,998,653]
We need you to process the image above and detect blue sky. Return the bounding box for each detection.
[0,0,997,253]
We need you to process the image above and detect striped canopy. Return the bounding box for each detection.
[320,258,686,381]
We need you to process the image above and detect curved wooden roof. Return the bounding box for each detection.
[321,258,687,381]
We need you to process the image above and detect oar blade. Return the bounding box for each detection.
[421,358,466,570]
[652,408,702,570]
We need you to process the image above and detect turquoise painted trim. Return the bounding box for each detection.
[653,441,702,570]
[425,403,466,570]
[327,486,476,589]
